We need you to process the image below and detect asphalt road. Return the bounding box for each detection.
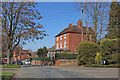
[14,65,93,78]
[14,65,118,78]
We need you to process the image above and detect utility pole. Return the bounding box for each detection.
[84,0,89,41]
[81,8,83,42]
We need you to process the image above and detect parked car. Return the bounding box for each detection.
[24,61,30,65]
[11,61,17,64]
[2,58,7,64]
[17,61,23,65]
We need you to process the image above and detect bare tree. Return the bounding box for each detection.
[2,2,47,64]
[79,2,110,42]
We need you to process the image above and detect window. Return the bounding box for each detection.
[60,36,62,40]
[57,43,59,49]
[64,34,67,39]
[60,42,62,48]
[64,41,67,47]
[57,37,59,41]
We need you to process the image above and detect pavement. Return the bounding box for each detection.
[13,65,118,78]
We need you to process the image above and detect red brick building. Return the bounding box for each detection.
[13,48,31,61]
[55,20,95,53]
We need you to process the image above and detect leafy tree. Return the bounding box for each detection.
[42,46,48,57]
[2,2,47,64]
[37,46,48,58]
[106,2,120,39]
[37,48,43,58]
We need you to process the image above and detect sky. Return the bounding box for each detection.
[23,2,86,52]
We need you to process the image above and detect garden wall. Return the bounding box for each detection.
[55,59,77,66]
[31,60,54,66]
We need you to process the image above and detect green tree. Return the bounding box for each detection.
[106,2,120,39]
[42,46,48,57]
[37,48,43,58]
[2,2,47,64]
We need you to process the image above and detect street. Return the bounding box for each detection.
[13,65,118,78]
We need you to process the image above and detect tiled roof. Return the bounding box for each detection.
[55,25,94,37]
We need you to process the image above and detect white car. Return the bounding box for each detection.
[24,61,30,65]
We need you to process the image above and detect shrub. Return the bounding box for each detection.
[100,38,119,64]
[77,41,100,65]
[95,52,102,64]
[55,53,77,60]
[100,38,118,57]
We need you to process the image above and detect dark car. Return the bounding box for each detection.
[17,61,23,65]
[12,61,17,64]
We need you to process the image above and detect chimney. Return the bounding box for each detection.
[77,20,82,27]
[68,24,72,28]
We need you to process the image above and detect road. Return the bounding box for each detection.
[14,65,118,78]
[14,65,93,78]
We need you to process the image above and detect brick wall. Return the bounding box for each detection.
[55,59,77,66]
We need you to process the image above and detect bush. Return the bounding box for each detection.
[100,38,118,57]
[77,41,100,65]
[95,52,102,64]
[2,64,20,68]
[55,53,77,60]
[100,38,119,64]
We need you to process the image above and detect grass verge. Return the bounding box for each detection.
[2,72,15,80]
[2,69,16,70]
[2,64,20,68]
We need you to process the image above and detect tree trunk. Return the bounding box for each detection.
[7,49,11,65]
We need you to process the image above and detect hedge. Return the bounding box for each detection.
[84,64,119,68]
[55,53,77,60]
[77,41,100,65]
[100,38,119,64]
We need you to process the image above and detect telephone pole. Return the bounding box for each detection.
[81,8,83,42]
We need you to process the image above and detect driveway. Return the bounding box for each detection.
[14,65,118,78]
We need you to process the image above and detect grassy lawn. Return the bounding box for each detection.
[2,72,15,80]
[84,64,119,68]
[2,69,16,71]
[2,64,20,68]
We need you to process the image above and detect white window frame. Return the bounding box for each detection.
[57,37,59,41]
[60,35,62,40]
[60,42,62,48]
[57,43,59,49]
[64,41,67,47]
[64,34,67,39]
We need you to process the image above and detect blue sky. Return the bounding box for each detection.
[23,2,86,52]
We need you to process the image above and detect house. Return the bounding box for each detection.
[55,20,95,53]
[13,48,31,61]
